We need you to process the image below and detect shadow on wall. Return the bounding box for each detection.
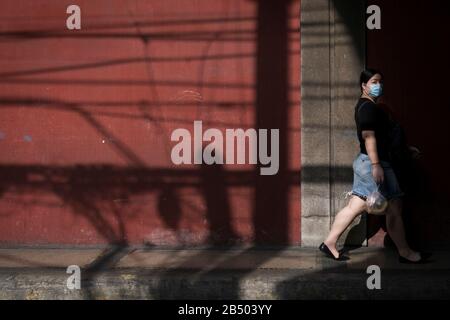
[0,0,304,299]
[0,0,302,248]
[0,0,439,299]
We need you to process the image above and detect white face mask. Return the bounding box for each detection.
[368,83,383,98]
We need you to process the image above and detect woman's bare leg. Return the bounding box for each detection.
[385,198,420,261]
[323,195,367,258]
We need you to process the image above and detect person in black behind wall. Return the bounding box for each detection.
[318,69,431,263]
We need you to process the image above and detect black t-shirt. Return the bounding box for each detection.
[355,97,391,161]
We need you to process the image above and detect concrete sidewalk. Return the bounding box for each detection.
[0,246,449,299]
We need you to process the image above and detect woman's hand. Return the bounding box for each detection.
[372,163,384,184]
[409,145,422,160]
[362,130,384,184]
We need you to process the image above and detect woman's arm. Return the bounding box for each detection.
[362,130,384,184]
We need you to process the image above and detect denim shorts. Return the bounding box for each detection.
[351,153,405,201]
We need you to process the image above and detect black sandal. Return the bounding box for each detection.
[399,252,432,264]
[319,242,347,261]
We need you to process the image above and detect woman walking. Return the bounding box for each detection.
[319,69,430,263]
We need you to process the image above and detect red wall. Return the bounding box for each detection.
[0,1,301,246]
[367,0,450,246]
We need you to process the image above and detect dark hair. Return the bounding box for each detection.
[359,68,383,91]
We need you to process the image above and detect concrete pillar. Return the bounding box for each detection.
[300,0,366,247]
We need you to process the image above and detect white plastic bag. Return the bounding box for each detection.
[366,185,388,215]
[343,186,388,215]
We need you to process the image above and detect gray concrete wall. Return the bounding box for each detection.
[301,0,366,247]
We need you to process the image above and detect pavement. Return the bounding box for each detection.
[0,245,449,299]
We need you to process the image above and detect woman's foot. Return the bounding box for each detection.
[399,249,421,262]
[323,241,340,259]
[398,249,431,263]
[319,241,341,260]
